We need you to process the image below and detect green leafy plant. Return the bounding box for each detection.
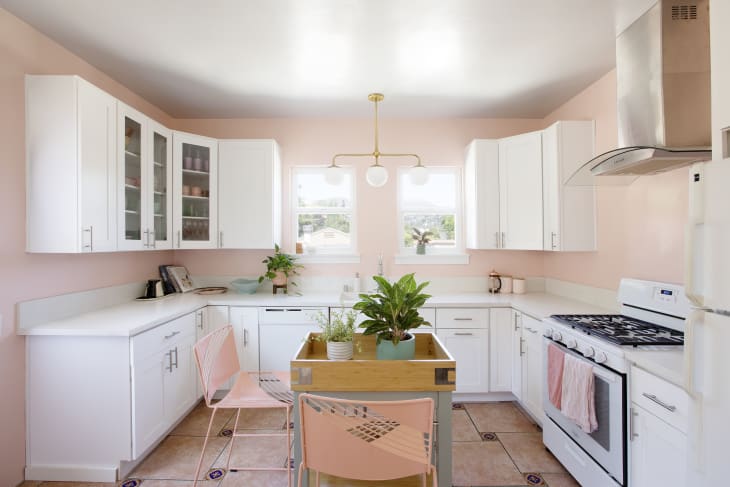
[311,308,358,343]
[411,228,433,245]
[353,273,432,345]
[258,244,304,283]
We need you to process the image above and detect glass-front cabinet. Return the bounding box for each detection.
[172,131,218,249]
[118,104,172,250]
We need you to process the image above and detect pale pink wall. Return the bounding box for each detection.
[0,10,176,486]
[542,70,688,289]
[173,118,546,280]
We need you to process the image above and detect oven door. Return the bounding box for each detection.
[542,338,626,485]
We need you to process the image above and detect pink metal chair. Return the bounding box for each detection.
[193,325,293,487]
[297,393,438,487]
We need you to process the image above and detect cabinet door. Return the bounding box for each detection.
[231,307,259,372]
[131,351,166,458]
[521,315,544,423]
[512,310,523,400]
[489,308,513,392]
[118,104,147,250]
[436,328,489,393]
[464,139,500,249]
[164,332,197,427]
[78,78,117,252]
[630,404,687,487]
[172,131,218,249]
[498,131,543,250]
[218,140,281,249]
[149,121,173,249]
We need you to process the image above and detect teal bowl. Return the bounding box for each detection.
[230,278,260,294]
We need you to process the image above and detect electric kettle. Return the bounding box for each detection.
[488,270,502,294]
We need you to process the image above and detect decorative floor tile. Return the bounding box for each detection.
[119,479,142,487]
[498,432,568,474]
[465,402,540,433]
[525,472,545,485]
[480,431,499,441]
[205,468,226,481]
[452,441,525,486]
[452,402,465,410]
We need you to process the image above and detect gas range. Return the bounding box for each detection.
[550,314,684,346]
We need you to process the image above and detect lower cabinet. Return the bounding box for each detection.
[230,306,259,371]
[131,311,198,458]
[521,313,544,424]
[489,308,514,392]
[435,308,489,394]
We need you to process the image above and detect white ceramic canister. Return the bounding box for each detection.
[500,276,513,293]
[513,277,526,294]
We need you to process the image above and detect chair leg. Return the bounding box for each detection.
[226,408,242,470]
[287,406,292,487]
[432,465,438,487]
[193,407,218,487]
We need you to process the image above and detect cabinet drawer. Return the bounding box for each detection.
[631,366,688,433]
[436,308,489,329]
[132,312,196,364]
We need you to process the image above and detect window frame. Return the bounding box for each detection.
[291,166,357,257]
[396,166,465,258]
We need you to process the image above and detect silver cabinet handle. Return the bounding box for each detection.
[172,346,179,369]
[495,232,500,248]
[642,393,677,412]
[83,226,93,251]
[150,228,156,249]
[165,351,173,372]
[164,331,180,340]
[177,230,181,248]
[630,407,639,440]
[453,318,473,321]
[244,328,248,347]
[551,232,557,250]
[143,229,150,248]
[454,332,474,336]
[520,337,525,356]
[514,313,520,331]
[501,232,506,248]
[196,311,203,330]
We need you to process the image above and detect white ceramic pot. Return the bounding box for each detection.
[326,341,353,361]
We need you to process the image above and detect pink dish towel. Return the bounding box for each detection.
[561,353,598,433]
[547,343,565,409]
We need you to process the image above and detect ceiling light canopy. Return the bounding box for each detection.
[326,93,428,187]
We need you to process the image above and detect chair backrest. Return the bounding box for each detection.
[298,393,435,481]
[193,325,240,406]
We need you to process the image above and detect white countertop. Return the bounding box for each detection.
[19,290,610,337]
[625,348,685,387]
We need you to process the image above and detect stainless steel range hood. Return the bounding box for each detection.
[568,0,711,186]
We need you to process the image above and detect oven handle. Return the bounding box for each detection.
[543,337,620,383]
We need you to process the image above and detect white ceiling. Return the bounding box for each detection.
[0,0,657,118]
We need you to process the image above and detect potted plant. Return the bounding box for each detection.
[311,308,358,360]
[411,228,433,255]
[353,273,432,360]
[258,244,304,292]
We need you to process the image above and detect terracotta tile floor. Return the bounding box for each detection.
[20,401,580,487]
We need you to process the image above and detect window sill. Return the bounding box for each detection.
[394,253,470,265]
[295,254,361,264]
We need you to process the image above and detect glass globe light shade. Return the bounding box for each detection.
[324,165,344,185]
[409,165,429,185]
[366,164,389,187]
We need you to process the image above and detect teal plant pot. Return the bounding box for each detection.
[375,333,416,360]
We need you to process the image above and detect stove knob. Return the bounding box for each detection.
[565,338,578,349]
[552,331,563,341]
[543,327,553,338]
[594,351,608,364]
[583,346,595,358]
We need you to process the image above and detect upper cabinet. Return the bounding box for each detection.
[465,121,595,252]
[26,75,117,253]
[218,139,282,249]
[172,131,219,249]
[117,104,173,251]
[542,121,596,251]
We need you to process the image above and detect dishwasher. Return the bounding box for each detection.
[258,307,326,372]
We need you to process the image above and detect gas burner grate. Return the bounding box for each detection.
[550,314,684,346]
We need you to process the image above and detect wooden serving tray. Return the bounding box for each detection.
[290,332,456,392]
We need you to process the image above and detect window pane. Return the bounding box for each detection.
[403,214,456,248]
[401,171,456,210]
[298,213,352,249]
[297,172,352,208]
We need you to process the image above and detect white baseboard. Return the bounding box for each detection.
[25,464,118,483]
[452,391,517,403]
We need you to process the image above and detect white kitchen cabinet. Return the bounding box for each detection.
[218,139,282,249]
[489,308,513,392]
[435,308,489,394]
[499,131,544,250]
[172,131,218,249]
[258,307,325,372]
[230,307,260,372]
[26,75,117,253]
[464,132,543,251]
[117,103,173,250]
[464,139,500,249]
[511,310,524,401]
[131,312,197,458]
[521,313,544,424]
[542,121,596,251]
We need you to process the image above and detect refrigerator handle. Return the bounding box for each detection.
[685,163,705,307]
[684,224,703,307]
[683,309,703,397]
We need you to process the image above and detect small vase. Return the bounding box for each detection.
[272,271,287,286]
[327,341,353,360]
[416,243,426,255]
[375,333,416,360]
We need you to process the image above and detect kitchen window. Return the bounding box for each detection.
[396,166,468,264]
[292,167,357,260]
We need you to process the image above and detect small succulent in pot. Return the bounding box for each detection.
[311,308,358,360]
[411,228,433,255]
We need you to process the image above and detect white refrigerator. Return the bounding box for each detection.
[684,159,730,485]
